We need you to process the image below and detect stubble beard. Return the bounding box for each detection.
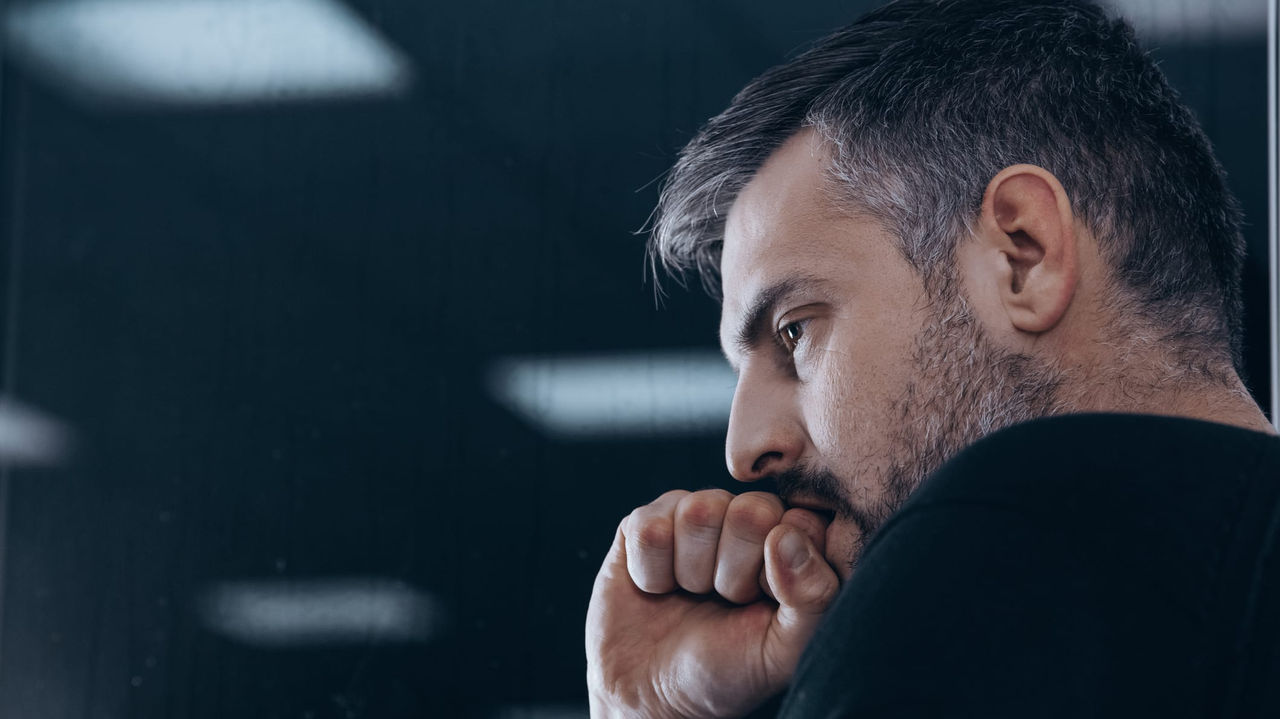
[777,290,1068,574]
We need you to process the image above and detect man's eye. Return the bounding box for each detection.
[779,321,806,352]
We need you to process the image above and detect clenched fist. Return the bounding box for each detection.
[585,489,841,718]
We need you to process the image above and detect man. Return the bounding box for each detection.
[587,0,1280,716]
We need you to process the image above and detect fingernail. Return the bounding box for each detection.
[779,530,809,570]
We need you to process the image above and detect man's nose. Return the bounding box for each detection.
[724,373,805,482]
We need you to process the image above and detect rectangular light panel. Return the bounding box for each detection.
[4,0,412,107]
[0,398,71,466]
[487,350,737,439]
[197,577,441,647]
[1107,0,1266,39]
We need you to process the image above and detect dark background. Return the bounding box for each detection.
[0,1,1269,717]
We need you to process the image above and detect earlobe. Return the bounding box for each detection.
[977,165,1079,334]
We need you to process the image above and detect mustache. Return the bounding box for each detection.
[773,464,884,565]
[773,464,850,516]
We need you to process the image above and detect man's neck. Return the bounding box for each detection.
[1069,367,1276,436]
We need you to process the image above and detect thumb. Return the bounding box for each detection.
[761,526,840,671]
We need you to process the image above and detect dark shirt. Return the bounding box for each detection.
[777,413,1280,718]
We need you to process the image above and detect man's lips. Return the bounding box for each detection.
[781,495,837,521]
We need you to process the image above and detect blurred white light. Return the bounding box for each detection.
[4,0,412,107]
[197,577,442,647]
[487,350,736,439]
[0,398,72,466]
[1107,0,1265,39]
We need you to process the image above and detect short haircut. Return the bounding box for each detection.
[650,0,1247,368]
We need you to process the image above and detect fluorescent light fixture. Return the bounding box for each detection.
[0,398,72,466]
[197,577,442,647]
[487,350,736,439]
[4,0,412,107]
[1106,0,1266,40]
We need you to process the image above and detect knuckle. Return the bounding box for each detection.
[737,491,784,516]
[655,489,690,505]
[797,568,840,610]
[630,515,674,554]
[813,575,839,607]
[675,492,730,532]
[726,494,784,537]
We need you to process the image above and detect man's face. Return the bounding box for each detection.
[719,130,1062,579]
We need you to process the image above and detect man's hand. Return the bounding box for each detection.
[585,489,841,718]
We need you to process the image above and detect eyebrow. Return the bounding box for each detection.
[726,276,827,369]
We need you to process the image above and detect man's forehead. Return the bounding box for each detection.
[720,130,840,325]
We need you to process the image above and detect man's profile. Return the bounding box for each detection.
[586,0,1280,716]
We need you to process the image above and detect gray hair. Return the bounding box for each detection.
[649,0,1246,370]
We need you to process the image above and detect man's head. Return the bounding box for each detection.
[649,0,1248,576]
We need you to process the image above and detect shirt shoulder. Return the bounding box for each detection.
[780,413,1280,718]
[886,413,1280,611]
[900,412,1278,515]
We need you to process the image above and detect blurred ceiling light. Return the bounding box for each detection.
[197,577,442,647]
[487,350,736,439]
[1107,0,1265,39]
[0,397,72,466]
[4,0,412,108]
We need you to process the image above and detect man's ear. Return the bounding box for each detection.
[972,164,1079,334]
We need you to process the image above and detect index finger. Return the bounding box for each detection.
[623,490,690,594]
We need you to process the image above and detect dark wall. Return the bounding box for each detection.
[0,2,1268,718]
